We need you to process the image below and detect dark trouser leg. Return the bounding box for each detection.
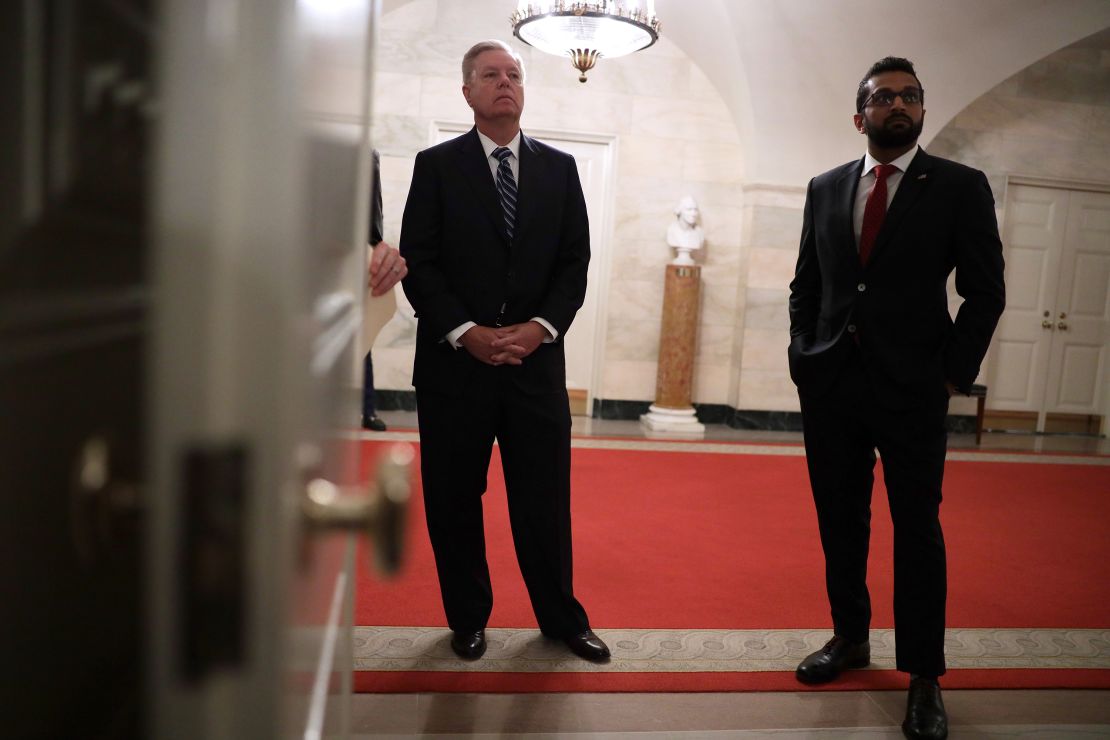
[873,398,949,677]
[800,372,877,645]
[362,352,376,419]
[415,386,498,632]
[498,387,589,637]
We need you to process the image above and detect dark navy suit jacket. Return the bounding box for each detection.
[399,127,590,395]
[788,149,1006,408]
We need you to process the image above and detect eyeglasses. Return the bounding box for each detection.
[864,87,924,108]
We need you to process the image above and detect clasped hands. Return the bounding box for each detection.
[460,322,548,366]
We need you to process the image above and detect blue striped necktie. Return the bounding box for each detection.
[492,146,517,240]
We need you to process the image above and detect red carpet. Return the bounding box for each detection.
[355,440,1110,692]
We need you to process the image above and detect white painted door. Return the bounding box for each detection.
[1042,190,1110,418]
[542,136,613,411]
[990,184,1110,429]
[432,124,615,412]
[148,1,380,738]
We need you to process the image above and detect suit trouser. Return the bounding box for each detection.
[415,365,589,638]
[798,345,949,677]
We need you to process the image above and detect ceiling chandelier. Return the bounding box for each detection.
[511,1,661,83]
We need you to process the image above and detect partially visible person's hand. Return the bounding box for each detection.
[368,241,407,296]
[490,321,548,364]
[460,325,521,366]
[945,381,959,397]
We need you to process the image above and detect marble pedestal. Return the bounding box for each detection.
[640,263,705,435]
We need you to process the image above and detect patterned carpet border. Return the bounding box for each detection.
[347,431,1109,466]
[352,627,1110,674]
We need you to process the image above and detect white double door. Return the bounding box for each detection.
[989,184,1110,430]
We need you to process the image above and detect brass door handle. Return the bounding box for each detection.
[1058,321,1068,331]
[301,443,414,575]
[70,436,143,566]
[1041,320,1054,329]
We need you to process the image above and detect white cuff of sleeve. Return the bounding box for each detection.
[446,321,476,348]
[531,317,557,343]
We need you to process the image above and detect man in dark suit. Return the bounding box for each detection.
[362,149,406,432]
[788,57,1005,740]
[399,39,608,663]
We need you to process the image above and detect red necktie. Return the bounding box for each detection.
[859,163,897,266]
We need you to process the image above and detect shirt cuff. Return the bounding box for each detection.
[531,317,557,343]
[446,321,476,348]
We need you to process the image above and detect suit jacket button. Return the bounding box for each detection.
[847,324,857,333]
[857,283,866,292]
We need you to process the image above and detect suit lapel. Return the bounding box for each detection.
[867,149,934,267]
[456,127,510,245]
[836,158,864,259]
[514,133,545,245]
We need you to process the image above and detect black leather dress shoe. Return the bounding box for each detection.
[902,677,948,739]
[449,629,486,660]
[563,630,610,662]
[795,636,870,684]
[362,415,387,432]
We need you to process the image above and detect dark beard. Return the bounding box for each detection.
[864,115,923,148]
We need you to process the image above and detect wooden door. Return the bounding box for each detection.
[1,2,149,736]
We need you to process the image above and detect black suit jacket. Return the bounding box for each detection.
[399,127,590,395]
[788,149,1005,408]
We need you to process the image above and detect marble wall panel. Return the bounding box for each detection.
[605,319,661,363]
[695,324,734,364]
[381,0,438,30]
[691,362,732,406]
[376,28,473,79]
[681,140,745,184]
[601,360,657,400]
[1089,106,1110,145]
[630,95,740,144]
[735,369,801,412]
[607,239,673,282]
[417,76,471,121]
[739,328,788,371]
[747,204,805,251]
[617,135,689,180]
[1014,48,1110,106]
[372,113,431,153]
[743,288,791,331]
[745,247,798,291]
[699,279,739,327]
[373,72,423,116]
[949,95,1091,143]
[607,279,665,322]
[523,85,636,133]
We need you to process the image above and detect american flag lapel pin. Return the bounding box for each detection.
[917,174,928,180]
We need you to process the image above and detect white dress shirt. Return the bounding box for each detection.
[446,129,557,348]
[852,145,920,249]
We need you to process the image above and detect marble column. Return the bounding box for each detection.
[640,263,705,434]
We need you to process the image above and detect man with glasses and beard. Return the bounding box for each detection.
[788,57,1005,740]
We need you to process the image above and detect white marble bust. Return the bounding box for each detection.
[666,195,705,265]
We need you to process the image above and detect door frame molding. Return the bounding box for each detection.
[429,120,618,411]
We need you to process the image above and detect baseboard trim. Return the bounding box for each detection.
[374,390,977,434]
